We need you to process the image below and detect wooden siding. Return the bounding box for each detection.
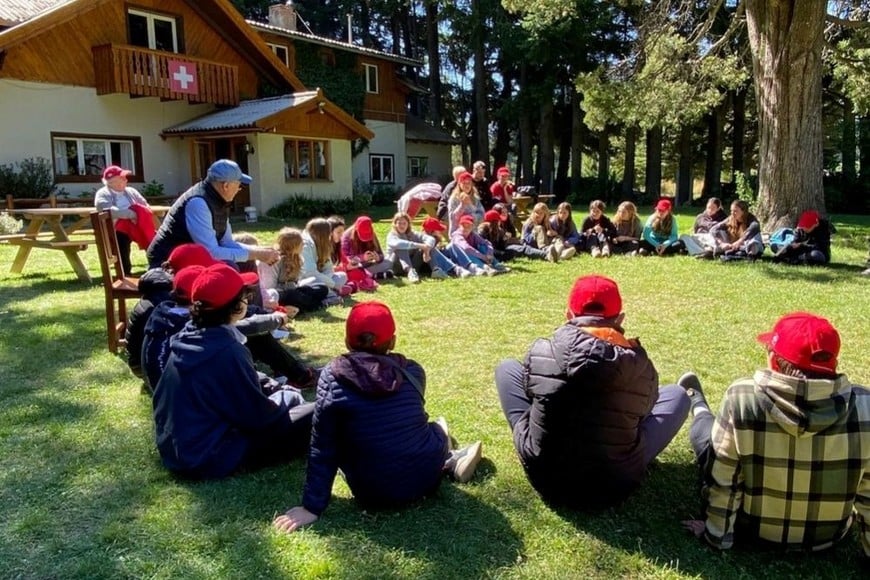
[0,0,262,99]
[93,44,238,105]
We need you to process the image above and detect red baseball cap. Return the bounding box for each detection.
[567,275,622,319]
[796,210,820,230]
[422,217,446,234]
[484,209,506,223]
[167,243,216,271]
[757,312,840,375]
[191,263,258,309]
[457,171,473,182]
[458,214,475,226]
[102,165,132,180]
[346,301,396,350]
[655,199,672,212]
[355,216,374,242]
[172,265,206,301]
[496,167,511,177]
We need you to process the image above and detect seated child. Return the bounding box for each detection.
[679,312,869,558]
[579,200,616,258]
[478,209,548,262]
[302,218,352,304]
[641,199,683,256]
[341,216,394,279]
[448,214,510,275]
[680,197,726,257]
[495,275,689,508]
[272,301,483,533]
[709,200,764,261]
[771,209,831,266]
[259,227,329,312]
[549,202,580,260]
[385,212,465,281]
[152,264,315,479]
[610,201,643,255]
[521,202,561,262]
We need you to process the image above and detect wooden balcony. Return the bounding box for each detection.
[93,44,239,106]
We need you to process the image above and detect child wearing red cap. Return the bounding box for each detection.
[478,209,549,262]
[340,216,394,280]
[490,167,515,207]
[494,275,689,509]
[448,214,509,275]
[678,312,869,559]
[771,209,831,265]
[152,264,315,479]
[273,301,483,533]
[640,198,683,256]
[447,171,485,234]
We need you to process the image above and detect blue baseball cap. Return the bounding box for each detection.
[206,159,252,185]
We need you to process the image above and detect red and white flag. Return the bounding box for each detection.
[168,60,199,95]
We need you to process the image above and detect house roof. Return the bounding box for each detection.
[248,20,423,67]
[162,89,374,140]
[405,115,457,145]
[0,0,306,92]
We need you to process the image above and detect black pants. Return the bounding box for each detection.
[246,334,312,387]
[279,284,329,312]
[116,230,133,275]
[239,400,315,471]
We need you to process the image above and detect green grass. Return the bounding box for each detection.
[1,209,868,579]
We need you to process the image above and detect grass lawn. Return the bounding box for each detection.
[1,208,868,579]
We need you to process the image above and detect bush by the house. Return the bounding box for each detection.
[0,157,56,199]
[353,178,399,207]
[142,180,165,197]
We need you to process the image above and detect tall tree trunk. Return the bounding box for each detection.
[842,96,857,186]
[746,0,825,229]
[518,65,534,186]
[677,125,693,205]
[703,102,725,199]
[472,0,488,162]
[492,67,514,170]
[556,96,572,198]
[540,99,555,193]
[571,88,583,195]
[360,1,373,48]
[596,130,610,193]
[860,116,870,193]
[622,126,637,199]
[732,87,746,179]
[425,1,441,126]
[645,126,663,197]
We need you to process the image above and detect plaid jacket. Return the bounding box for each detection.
[703,369,870,556]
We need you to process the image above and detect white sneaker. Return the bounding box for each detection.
[455,267,473,278]
[469,265,486,276]
[560,247,577,260]
[407,268,420,283]
[445,441,482,483]
[591,246,602,258]
[431,267,448,280]
[547,244,560,262]
[601,243,611,257]
[482,265,498,276]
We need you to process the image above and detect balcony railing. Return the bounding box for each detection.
[93,44,239,106]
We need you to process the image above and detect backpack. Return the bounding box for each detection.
[769,227,795,253]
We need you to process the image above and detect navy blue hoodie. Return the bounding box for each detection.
[302,352,449,514]
[152,323,296,479]
[141,301,191,393]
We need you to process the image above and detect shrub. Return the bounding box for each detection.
[0,157,56,199]
[266,195,357,221]
[734,171,757,213]
[0,211,23,234]
[354,178,398,207]
[142,180,165,197]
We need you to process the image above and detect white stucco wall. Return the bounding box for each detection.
[0,79,213,198]
[352,119,405,189]
[250,132,354,212]
[406,142,453,183]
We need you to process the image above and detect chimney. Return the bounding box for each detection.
[269,2,297,32]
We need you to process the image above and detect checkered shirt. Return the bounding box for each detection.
[702,369,870,556]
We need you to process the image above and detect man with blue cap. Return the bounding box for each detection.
[147,159,279,268]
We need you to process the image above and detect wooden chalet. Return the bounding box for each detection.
[0,0,372,212]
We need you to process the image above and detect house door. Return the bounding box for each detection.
[192,138,250,212]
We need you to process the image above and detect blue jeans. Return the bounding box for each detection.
[495,359,689,467]
[444,243,504,270]
[391,247,459,274]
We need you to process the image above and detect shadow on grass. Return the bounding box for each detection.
[550,461,866,579]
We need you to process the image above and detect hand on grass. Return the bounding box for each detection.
[681,519,705,537]
[274,506,318,533]
[282,306,299,320]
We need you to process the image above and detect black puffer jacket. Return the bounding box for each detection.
[125,268,173,376]
[514,316,658,508]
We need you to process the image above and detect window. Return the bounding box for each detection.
[370,154,394,184]
[51,133,143,182]
[128,9,180,52]
[267,43,289,67]
[284,139,329,181]
[364,63,379,94]
[407,156,428,178]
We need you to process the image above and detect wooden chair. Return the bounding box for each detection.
[90,210,141,353]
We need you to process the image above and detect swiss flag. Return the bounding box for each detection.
[168,60,199,95]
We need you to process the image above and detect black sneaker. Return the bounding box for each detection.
[678,372,709,415]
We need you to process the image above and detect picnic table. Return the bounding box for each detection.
[5,206,169,283]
